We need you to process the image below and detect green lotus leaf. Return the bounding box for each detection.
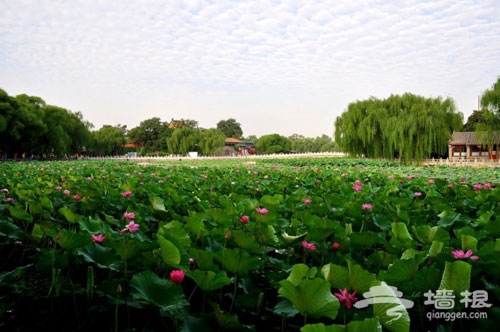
[0,219,24,239]
[157,235,181,267]
[321,263,350,289]
[130,270,187,309]
[278,277,339,320]
[77,244,122,271]
[438,260,471,297]
[56,229,92,250]
[186,270,231,292]
[149,195,167,212]
[8,206,33,222]
[372,282,411,332]
[58,206,80,223]
[281,231,308,244]
[348,261,377,293]
[214,248,262,276]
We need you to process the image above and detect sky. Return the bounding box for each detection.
[1,0,500,138]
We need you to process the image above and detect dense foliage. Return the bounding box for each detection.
[256,134,292,154]
[334,93,463,163]
[217,118,243,139]
[127,117,171,153]
[476,77,500,146]
[0,90,92,158]
[289,134,336,153]
[1,158,499,331]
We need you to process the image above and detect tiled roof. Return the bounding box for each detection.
[225,137,241,143]
[123,143,141,148]
[450,131,500,145]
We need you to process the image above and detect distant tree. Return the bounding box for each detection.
[289,134,335,152]
[216,118,243,138]
[463,110,487,131]
[289,134,310,152]
[334,93,463,163]
[69,111,93,153]
[476,77,500,157]
[128,117,169,152]
[0,89,21,154]
[481,76,500,113]
[319,141,336,152]
[199,128,226,155]
[14,94,48,154]
[245,135,258,145]
[256,134,292,154]
[91,125,126,156]
[167,127,200,155]
[0,90,92,158]
[40,105,74,156]
[168,118,199,129]
[315,135,336,152]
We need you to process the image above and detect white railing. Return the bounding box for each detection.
[89,151,346,161]
[424,157,499,166]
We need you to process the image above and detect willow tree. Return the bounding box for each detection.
[477,76,500,157]
[334,99,373,157]
[334,93,463,163]
[167,127,200,155]
[199,128,226,156]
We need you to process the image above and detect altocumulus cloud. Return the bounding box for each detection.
[1,0,500,137]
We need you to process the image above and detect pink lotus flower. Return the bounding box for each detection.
[55,186,63,191]
[332,242,340,250]
[86,176,92,181]
[123,211,135,219]
[428,179,435,184]
[240,215,250,224]
[120,220,140,234]
[256,207,269,215]
[126,220,140,233]
[0,188,8,193]
[414,192,422,197]
[73,194,82,200]
[91,234,105,243]
[170,269,185,283]
[304,199,312,205]
[334,288,358,309]
[352,180,362,191]
[362,203,373,210]
[225,231,232,239]
[63,189,70,195]
[473,183,483,191]
[189,257,195,265]
[121,190,132,197]
[452,249,479,260]
[301,240,317,251]
[484,183,492,189]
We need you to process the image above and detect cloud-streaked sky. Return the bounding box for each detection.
[1,0,500,138]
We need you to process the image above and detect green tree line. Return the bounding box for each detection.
[4,76,499,160]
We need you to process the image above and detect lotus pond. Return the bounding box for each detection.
[0,158,499,331]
